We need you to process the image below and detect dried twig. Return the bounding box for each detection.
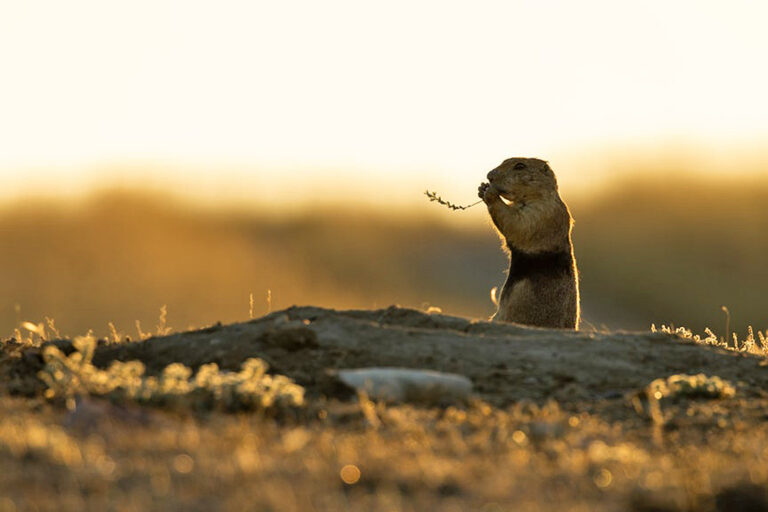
[424,190,482,211]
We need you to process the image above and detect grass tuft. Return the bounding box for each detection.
[647,374,736,401]
[652,324,768,356]
[37,335,305,412]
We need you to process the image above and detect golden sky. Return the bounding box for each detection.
[1,1,766,205]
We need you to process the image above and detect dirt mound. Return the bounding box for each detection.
[18,305,766,409]
[4,306,768,511]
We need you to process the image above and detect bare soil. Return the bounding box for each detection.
[34,305,768,406]
[3,306,768,511]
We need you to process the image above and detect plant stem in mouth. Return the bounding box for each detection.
[424,190,482,211]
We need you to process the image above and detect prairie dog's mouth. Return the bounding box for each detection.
[491,185,516,205]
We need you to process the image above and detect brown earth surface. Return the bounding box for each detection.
[27,305,768,406]
[3,306,768,512]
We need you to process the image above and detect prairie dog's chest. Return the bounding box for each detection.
[506,202,568,252]
[498,279,533,310]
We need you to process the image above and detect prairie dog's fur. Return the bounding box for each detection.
[478,157,580,329]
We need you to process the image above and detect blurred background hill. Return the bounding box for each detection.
[2,160,766,338]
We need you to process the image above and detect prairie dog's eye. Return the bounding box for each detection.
[513,162,526,170]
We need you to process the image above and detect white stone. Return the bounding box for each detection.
[337,367,473,405]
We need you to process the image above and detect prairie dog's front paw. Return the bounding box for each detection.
[478,182,500,203]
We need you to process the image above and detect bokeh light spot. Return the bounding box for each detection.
[173,454,195,474]
[594,469,613,489]
[340,464,361,485]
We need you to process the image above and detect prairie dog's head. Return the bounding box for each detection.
[487,157,558,203]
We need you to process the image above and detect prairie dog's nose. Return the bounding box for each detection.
[487,169,498,181]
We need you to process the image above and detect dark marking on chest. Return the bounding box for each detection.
[502,243,574,297]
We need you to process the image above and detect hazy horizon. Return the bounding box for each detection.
[2,142,766,213]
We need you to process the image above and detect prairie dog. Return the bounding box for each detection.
[478,157,580,329]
